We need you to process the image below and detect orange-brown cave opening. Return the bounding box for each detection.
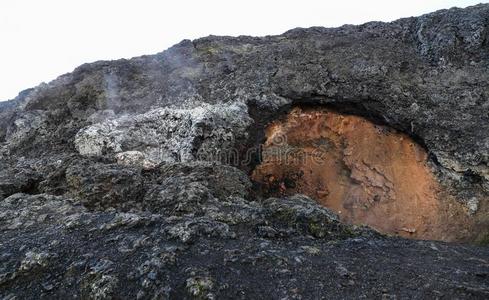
[251,107,474,242]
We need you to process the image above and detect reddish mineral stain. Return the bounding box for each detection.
[252,107,472,241]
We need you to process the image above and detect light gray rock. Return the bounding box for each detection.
[74,102,251,164]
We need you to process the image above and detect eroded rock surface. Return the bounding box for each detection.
[252,107,474,241]
[74,102,251,163]
[1,4,489,299]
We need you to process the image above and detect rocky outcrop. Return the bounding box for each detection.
[74,102,251,163]
[252,107,474,241]
[1,4,489,299]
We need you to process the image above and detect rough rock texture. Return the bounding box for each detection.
[1,4,489,299]
[252,107,474,241]
[74,102,251,163]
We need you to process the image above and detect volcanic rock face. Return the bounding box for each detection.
[252,107,472,241]
[74,102,251,164]
[1,4,489,299]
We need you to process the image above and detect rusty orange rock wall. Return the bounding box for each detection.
[252,107,472,241]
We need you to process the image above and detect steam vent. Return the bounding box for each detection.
[1,4,489,299]
[252,107,471,241]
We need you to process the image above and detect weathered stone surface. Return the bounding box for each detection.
[74,102,251,163]
[0,191,488,299]
[0,167,41,200]
[252,107,475,241]
[1,4,489,299]
[142,161,252,215]
[66,161,146,211]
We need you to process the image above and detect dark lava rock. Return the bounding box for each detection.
[66,161,146,211]
[1,4,489,299]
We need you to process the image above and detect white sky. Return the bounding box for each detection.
[0,0,487,101]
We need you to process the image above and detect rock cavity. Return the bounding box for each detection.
[252,107,473,241]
